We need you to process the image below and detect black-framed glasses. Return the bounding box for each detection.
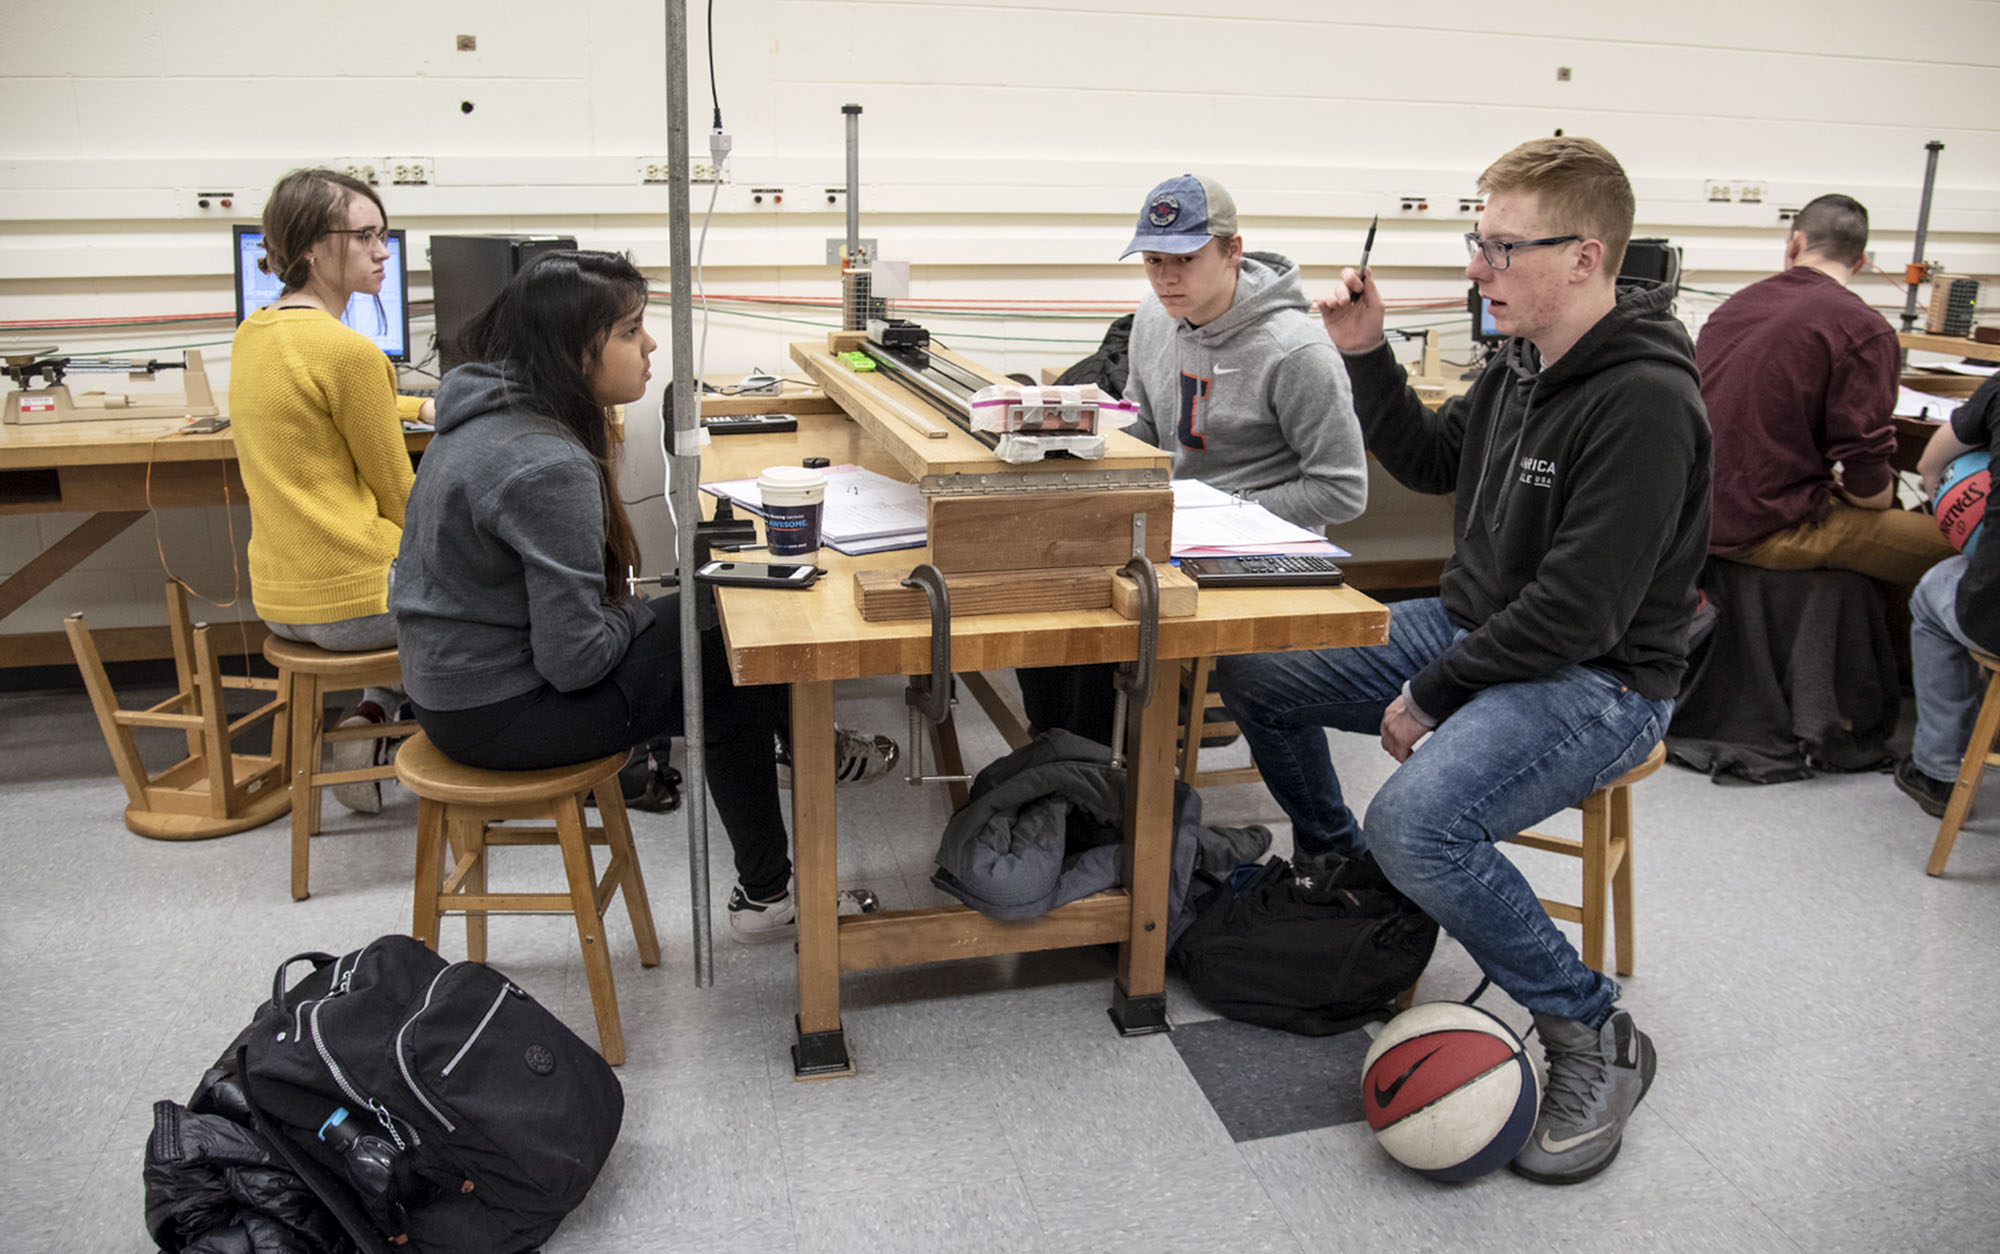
[1464,232,1581,270]
[328,227,391,249]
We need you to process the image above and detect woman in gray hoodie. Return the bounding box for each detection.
[390,251,797,942]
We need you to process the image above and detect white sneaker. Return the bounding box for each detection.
[775,727,900,789]
[726,881,797,944]
[327,701,388,814]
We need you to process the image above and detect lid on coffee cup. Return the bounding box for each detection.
[757,464,827,489]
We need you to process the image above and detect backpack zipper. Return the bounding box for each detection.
[392,966,466,1133]
[441,982,515,1078]
[309,996,414,1151]
[290,948,359,1042]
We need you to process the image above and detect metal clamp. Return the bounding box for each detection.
[1107,553,1159,769]
[899,564,971,787]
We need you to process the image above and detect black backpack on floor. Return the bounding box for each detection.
[220,935,622,1253]
[1171,853,1439,1036]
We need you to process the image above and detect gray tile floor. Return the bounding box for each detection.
[3,672,1997,1253]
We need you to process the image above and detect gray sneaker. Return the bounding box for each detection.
[1511,1009,1657,1184]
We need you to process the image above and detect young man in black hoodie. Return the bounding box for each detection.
[1217,137,1711,1184]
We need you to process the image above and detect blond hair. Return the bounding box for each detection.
[1478,138,1635,276]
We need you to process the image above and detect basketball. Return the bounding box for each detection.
[1935,450,1990,556]
[1360,1002,1539,1182]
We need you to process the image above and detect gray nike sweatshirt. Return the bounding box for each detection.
[1123,251,1367,529]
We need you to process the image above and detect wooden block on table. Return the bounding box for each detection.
[853,563,1198,621]
[854,567,1112,621]
[926,488,1172,573]
[1112,565,1197,619]
[827,330,868,352]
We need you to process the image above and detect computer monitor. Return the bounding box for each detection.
[233,224,412,363]
[1620,237,1683,296]
[1468,285,1503,347]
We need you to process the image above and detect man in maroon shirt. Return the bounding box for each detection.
[1697,194,1952,585]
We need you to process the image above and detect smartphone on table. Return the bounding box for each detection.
[693,560,822,590]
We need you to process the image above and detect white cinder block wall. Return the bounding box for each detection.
[3,0,1996,637]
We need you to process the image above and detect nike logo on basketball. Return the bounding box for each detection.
[1371,1045,1443,1106]
[1537,1124,1614,1153]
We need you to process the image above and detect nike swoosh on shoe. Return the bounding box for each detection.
[1538,1123,1615,1154]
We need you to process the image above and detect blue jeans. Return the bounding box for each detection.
[1911,556,1984,781]
[1216,598,1672,1025]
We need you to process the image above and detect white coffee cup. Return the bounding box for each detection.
[757,464,828,557]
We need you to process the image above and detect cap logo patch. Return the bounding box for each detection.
[1147,195,1182,228]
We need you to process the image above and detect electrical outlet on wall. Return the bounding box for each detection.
[1704,179,1768,204]
[386,157,434,186]
[637,158,726,184]
[335,158,381,186]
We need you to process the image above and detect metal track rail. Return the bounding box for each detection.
[860,341,999,448]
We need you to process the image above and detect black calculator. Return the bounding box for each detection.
[702,412,798,434]
[1179,555,1347,588]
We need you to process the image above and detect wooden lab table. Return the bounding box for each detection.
[701,410,1390,1077]
[0,416,437,666]
[1898,331,2000,366]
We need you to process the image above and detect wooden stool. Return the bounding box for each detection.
[1927,651,2000,877]
[262,636,419,901]
[65,583,290,839]
[396,733,661,1066]
[1504,741,1665,977]
[1176,656,1261,788]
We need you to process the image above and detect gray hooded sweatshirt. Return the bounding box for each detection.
[1124,251,1367,530]
[390,363,654,711]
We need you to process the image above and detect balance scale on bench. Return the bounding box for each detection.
[2,344,220,425]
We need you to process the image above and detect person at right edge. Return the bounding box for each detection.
[1896,373,2000,816]
[1215,137,1711,1183]
[1696,192,1951,584]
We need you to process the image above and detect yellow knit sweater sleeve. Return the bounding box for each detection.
[229,308,415,624]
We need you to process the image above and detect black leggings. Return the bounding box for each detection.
[411,595,791,898]
[1015,662,1121,747]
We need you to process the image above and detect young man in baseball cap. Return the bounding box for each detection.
[1020,174,1368,746]
[1120,173,1366,530]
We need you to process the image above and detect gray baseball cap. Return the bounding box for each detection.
[1121,174,1239,258]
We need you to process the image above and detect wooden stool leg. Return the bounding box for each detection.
[64,614,151,808]
[288,671,320,900]
[1578,792,1611,974]
[412,798,447,951]
[555,795,624,1065]
[1929,670,2000,876]
[450,817,489,963]
[1610,784,1636,977]
[593,783,660,968]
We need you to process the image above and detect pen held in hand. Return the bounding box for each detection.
[1352,213,1379,299]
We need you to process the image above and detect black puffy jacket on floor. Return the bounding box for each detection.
[143,1058,353,1254]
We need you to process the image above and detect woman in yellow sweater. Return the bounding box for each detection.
[230,167,431,810]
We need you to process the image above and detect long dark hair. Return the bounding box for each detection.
[462,250,646,598]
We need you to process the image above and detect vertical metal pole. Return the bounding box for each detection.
[667,0,713,986]
[1901,140,1945,335]
[842,103,866,330]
